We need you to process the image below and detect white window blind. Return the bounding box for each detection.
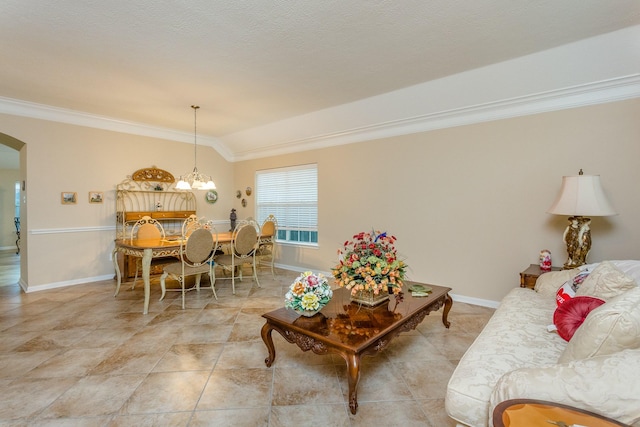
[256,164,318,245]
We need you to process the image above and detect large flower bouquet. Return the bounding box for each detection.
[332,230,407,296]
[285,271,333,315]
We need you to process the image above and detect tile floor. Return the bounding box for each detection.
[0,251,494,426]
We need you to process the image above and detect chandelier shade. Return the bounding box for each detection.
[176,105,216,191]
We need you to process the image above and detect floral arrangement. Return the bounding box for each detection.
[285,271,333,314]
[332,230,407,296]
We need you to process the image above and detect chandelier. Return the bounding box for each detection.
[176,105,216,190]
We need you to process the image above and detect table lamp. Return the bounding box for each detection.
[547,169,616,269]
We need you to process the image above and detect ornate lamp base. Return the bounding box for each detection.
[561,216,592,270]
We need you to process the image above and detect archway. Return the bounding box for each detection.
[0,132,26,289]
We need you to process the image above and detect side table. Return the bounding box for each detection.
[493,399,630,426]
[520,264,561,289]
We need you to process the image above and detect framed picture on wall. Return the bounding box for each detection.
[61,192,77,205]
[89,191,104,204]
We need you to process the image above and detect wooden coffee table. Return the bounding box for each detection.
[260,282,452,414]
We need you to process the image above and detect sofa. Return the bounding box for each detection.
[445,260,640,427]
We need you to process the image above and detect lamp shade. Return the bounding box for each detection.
[547,174,617,217]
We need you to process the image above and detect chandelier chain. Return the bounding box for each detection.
[192,105,199,170]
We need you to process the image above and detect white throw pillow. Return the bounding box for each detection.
[575,261,637,301]
[534,269,580,298]
[559,286,640,363]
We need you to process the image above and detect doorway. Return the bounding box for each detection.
[0,134,24,289]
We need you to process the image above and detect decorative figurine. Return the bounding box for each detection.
[230,208,237,231]
[155,201,162,211]
[539,249,552,271]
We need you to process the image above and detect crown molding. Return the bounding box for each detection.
[230,74,640,161]
[0,97,234,162]
[1,75,638,163]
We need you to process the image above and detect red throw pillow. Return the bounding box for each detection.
[553,296,605,341]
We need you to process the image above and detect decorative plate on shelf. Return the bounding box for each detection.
[246,187,252,196]
[236,190,242,199]
[241,198,247,207]
[205,190,218,204]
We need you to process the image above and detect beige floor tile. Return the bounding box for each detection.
[394,358,456,400]
[347,400,431,426]
[120,371,210,414]
[271,365,343,406]
[215,341,272,369]
[152,343,224,372]
[0,350,61,379]
[174,323,233,344]
[190,407,270,427]
[37,374,145,419]
[0,258,492,425]
[197,368,273,410]
[270,404,350,427]
[108,412,192,427]
[26,348,113,378]
[0,377,79,420]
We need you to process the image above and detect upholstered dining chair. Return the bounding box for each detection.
[159,218,218,309]
[214,220,261,294]
[257,215,277,277]
[129,215,167,289]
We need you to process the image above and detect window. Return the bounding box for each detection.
[256,164,318,246]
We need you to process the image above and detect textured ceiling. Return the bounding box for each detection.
[0,0,639,165]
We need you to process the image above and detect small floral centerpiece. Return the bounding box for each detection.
[285,271,333,317]
[332,230,407,303]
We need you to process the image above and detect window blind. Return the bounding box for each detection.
[256,164,318,241]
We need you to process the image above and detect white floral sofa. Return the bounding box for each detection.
[445,260,640,427]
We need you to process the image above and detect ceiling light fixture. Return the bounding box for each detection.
[176,105,216,191]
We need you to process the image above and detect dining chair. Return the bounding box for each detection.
[159,218,218,309]
[181,214,200,237]
[214,220,261,294]
[257,215,278,277]
[129,215,168,289]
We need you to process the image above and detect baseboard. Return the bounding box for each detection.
[24,274,114,293]
[449,293,500,309]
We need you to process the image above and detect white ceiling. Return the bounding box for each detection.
[1,0,639,167]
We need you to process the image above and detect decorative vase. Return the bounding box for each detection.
[350,289,390,307]
[295,308,322,317]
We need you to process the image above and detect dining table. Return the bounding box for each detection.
[112,231,233,314]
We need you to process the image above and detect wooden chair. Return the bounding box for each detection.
[257,215,277,277]
[214,221,261,294]
[159,218,218,309]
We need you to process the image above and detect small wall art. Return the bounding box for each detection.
[61,192,77,205]
[89,191,104,204]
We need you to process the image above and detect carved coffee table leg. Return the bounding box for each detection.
[442,293,453,328]
[261,322,277,367]
[345,352,361,414]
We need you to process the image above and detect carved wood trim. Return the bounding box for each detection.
[131,166,175,183]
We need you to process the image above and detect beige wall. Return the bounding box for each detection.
[0,114,234,289]
[234,98,640,303]
[0,169,20,249]
[0,98,638,302]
